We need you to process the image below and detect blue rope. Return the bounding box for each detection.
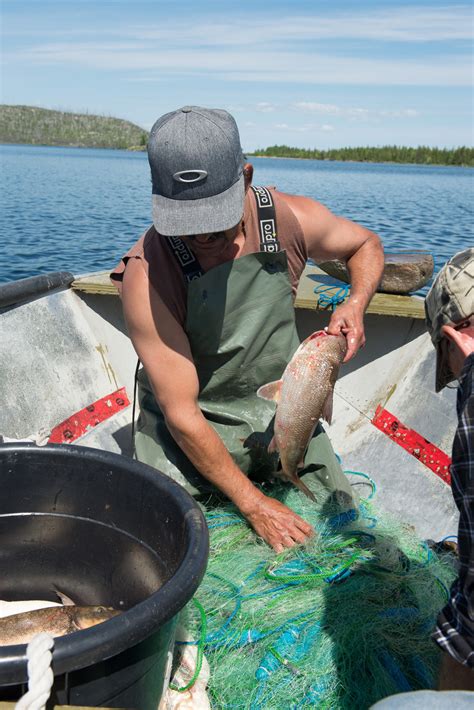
[314,283,350,310]
[344,469,377,500]
[379,649,412,692]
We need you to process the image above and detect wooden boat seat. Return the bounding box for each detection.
[71,265,426,319]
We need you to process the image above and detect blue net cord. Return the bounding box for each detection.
[183,448,453,708]
[314,283,350,310]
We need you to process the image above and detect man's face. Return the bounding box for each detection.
[180,220,242,257]
[442,315,474,380]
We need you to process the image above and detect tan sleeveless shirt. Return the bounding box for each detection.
[110,187,308,327]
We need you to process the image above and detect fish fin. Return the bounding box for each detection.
[322,391,334,425]
[294,477,317,503]
[257,380,282,402]
[268,435,279,454]
[53,588,75,606]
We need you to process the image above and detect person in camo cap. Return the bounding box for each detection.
[111,106,384,553]
[371,249,473,708]
[425,247,474,690]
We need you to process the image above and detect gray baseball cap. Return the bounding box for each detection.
[147,106,245,236]
[425,247,474,391]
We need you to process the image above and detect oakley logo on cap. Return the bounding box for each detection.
[173,169,208,184]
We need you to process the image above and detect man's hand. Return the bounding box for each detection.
[239,491,314,552]
[279,192,383,360]
[327,298,366,362]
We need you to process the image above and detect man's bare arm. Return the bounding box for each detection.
[121,257,313,552]
[281,192,384,361]
[438,652,474,690]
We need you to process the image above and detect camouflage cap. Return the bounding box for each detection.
[425,247,474,391]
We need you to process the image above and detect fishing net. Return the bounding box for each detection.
[177,468,456,709]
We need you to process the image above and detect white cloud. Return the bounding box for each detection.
[347,108,370,119]
[6,5,472,88]
[294,102,341,115]
[255,102,277,113]
[8,6,470,44]
[379,109,421,118]
[12,42,470,87]
[293,102,421,121]
[275,122,335,133]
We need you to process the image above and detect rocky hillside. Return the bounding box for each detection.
[0,105,148,149]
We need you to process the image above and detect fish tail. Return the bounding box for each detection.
[268,435,279,454]
[294,477,317,503]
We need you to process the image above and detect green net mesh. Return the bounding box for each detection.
[178,471,456,709]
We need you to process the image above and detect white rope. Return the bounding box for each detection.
[15,633,55,710]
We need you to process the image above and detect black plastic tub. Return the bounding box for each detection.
[0,443,209,708]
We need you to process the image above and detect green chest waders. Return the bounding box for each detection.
[135,187,354,506]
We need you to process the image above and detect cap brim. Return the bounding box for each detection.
[435,341,455,392]
[152,174,245,236]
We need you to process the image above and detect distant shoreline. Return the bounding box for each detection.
[247,154,474,168]
[249,145,474,168]
[2,143,472,169]
[1,106,472,167]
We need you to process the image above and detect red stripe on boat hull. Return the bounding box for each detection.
[48,387,130,444]
[372,405,451,485]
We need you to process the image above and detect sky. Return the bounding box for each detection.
[1,0,473,151]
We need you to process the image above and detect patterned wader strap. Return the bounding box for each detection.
[250,186,281,253]
[165,234,204,282]
[165,186,280,280]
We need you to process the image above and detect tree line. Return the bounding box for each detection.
[0,105,147,150]
[251,145,474,167]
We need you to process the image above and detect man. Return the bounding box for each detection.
[425,248,474,689]
[111,106,384,552]
[370,249,474,708]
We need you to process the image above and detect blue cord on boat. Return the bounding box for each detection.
[207,520,244,529]
[291,622,322,663]
[253,624,324,710]
[256,621,322,682]
[255,626,301,680]
[326,567,353,583]
[409,654,434,688]
[314,283,350,310]
[206,604,320,650]
[327,508,358,531]
[379,607,420,623]
[379,649,412,692]
[433,576,450,602]
[241,582,300,600]
[345,470,377,500]
[359,502,377,528]
[293,676,332,708]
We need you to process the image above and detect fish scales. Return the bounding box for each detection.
[0,605,121,646]
[278,341,342,472]
[257,331,346,500]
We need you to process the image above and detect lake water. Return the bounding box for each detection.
[1,144,473,289]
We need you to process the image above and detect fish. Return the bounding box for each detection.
[0,589,75,619]
[0,599,62,619]
[257,330,347,501]
[0,605,121,646]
